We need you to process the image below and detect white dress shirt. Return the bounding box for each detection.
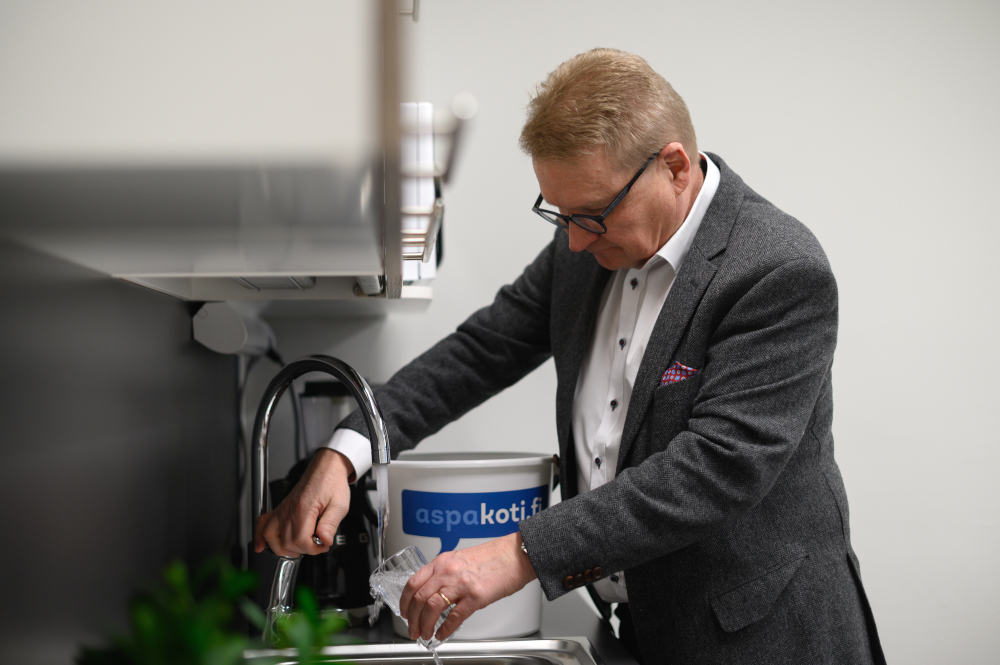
[326,155,720,603]
[575,154,719,603]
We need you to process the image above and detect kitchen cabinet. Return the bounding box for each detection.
[0,0,437,309]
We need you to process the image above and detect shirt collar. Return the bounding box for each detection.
[640,152,720,274]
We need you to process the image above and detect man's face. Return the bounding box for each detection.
[533,148,688,271]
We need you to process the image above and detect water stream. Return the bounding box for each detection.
[373,462,389,569]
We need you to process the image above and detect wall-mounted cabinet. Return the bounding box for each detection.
[0,0,430,308]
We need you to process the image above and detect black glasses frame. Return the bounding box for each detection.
[532,150,661,234]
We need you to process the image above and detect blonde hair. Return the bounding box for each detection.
[519,48,697,170]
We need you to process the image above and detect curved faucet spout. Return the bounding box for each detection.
[250,354,390,641]
[251,354,390,526]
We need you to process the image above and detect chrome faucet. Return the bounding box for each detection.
[250,354,390,642]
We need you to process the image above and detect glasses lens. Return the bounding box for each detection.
[536,208,568,228]
[570,216,606,234]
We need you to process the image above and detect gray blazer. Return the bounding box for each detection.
[343,154,883,664]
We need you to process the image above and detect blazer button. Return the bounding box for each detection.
[564,575,576,590]
[575,573,585,588]
[593,567,604,580]
[584,569,594,584]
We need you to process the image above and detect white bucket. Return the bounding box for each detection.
[384,452,554,639]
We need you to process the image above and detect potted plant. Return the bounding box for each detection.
[76,557,358,665]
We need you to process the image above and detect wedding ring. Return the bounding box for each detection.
[313,536,323,546]
[438,591,452,606]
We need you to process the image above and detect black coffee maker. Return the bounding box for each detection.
[268,456,377,624]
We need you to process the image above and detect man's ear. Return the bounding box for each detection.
[659,142,692,193]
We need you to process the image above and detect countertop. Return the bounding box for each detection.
[342,590,638,665]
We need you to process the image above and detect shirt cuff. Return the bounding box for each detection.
[325,428,374,481]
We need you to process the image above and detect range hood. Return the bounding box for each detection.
[0,0,424,303]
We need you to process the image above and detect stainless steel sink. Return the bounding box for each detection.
[244,637,604,665]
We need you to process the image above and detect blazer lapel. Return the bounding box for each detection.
[617,251,717,470]
[616,153,744,471]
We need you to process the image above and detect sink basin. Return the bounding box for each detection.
[243,637,603,665]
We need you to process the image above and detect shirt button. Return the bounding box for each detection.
[630,278,639,289]
[610,399,618,411]
[595,457,601,468]
[619,338,626,349]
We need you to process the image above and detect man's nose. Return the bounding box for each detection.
[567,222,598,253]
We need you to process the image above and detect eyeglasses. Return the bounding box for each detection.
[532,150,661,234]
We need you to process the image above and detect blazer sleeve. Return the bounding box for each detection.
[337,239,557,457]
[519,250,839,600]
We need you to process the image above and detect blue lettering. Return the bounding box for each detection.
[402,486,549,553]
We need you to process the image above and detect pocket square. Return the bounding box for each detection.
[660,361,699,386]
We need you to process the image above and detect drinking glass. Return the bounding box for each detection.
[369,545,459,649]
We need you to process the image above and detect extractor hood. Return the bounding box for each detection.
[0,0,426,304]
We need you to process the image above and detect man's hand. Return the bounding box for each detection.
[398,532,537,642]
[253,448,354,558]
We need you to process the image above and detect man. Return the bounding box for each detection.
[255,49,884,664]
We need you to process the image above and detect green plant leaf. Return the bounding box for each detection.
[75,558,260,665]
[295,586,320,625]
[76,556,353,665]
[239,597,268,632]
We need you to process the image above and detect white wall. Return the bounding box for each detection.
[271,1,1000,662]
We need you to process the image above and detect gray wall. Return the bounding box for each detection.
[267,1,1000,663]
[0,241,238,664]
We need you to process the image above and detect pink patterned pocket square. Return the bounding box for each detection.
[660,361,699,386]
